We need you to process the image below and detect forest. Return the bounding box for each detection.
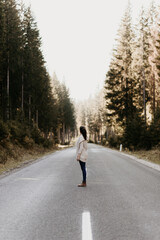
[0,0,76,164]
[0,0,160,166]
[105,1,160,150]
[78,1,160,152]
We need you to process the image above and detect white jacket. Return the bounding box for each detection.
[76,134,88,162]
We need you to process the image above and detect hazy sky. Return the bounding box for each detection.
[22,0,159,100]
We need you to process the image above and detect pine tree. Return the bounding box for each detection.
[105,2,144,148]
[52,76,76,144]
[23,7,46,124]
[105,2,134,125]
[0,0,5,118]
[148,0,158,120]
[155,38,160,110]
[154,4,160,115]
[3,0,23,120]
[135,7,151,124]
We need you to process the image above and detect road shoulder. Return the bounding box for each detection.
[119,151,160,172]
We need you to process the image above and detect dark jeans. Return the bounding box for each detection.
[79,160,86,183]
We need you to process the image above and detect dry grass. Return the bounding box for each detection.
[0,144,57,175]
[127,148,160,165]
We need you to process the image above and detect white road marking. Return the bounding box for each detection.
[82,211,93,240]
[18,178,39,181]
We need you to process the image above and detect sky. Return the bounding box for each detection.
[22,0,160,100]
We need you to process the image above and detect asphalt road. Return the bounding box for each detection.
[0,144,160,240]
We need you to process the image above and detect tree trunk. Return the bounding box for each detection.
[29,95,31,124]
[152,74,155,120]
[7,54,9,120]
[36,109,38,127]
[58,126,60,144]
[62,122,65,145]
[142,68,146,123]
[21,60,24,115]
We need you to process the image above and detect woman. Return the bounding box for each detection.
[76,126,88,187]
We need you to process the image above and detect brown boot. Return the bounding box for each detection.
[78,182,87,187]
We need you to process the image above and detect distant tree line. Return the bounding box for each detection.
[105,1,160,150]
[75,90,106,144]
[0,0,76,148]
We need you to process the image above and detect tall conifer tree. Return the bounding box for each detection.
[105,2,144,148]
[105,2,134,125]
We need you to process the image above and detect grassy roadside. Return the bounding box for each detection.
[103,143,160,165]
[125,148,160,165]
[0,144,58,175]
[0,142,75,176]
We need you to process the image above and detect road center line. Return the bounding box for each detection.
[82,211,93,240]
[18,178,39,181]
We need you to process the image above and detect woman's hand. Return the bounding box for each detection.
[77,154,81,161]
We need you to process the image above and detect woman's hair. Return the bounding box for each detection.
[80,126,87,140]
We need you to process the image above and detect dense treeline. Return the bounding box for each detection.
[105,1,160,150]
[0,0,76,152]
[76,1,160,151]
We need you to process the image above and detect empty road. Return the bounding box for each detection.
[0,144,160,240]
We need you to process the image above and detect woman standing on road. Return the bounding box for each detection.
[76,126,88,187]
